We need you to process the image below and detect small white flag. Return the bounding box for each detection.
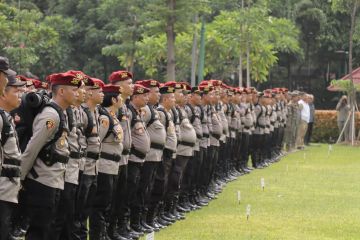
[237,190,241,204]
[146,231,155,240]
[246,204,251,220]
[261,177,265,190]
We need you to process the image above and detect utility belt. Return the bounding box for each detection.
[38,146,69,166]
[0,167,20,178]
[244,126,251,130]
[86,151,100,161]
[3,158,21,166]
[229,127,237,132]
[69,151,85,159]
[178,141,195,147]
[196,133,203,139]
[100,152,121,162]
[203,133,210,138]
[122,148,130,156]
[130,146,146,160]
[150,142,165,150]
[210,132,221,140]
[257,125,265,129]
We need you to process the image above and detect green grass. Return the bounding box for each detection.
[146,145,360,240]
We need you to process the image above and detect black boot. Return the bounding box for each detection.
[130,209,152,234]
[108,222,130,240]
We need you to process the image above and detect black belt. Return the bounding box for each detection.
[203,133,210,138]
[100,152,121,162]
[150,142,164,150]
[258,125,265,129]
[229,127,237,131]
[244,126,251,130]
[86,151,100,160]
[1,167,20,178]
[196,134,203,139]
[70,151,85,159]
[270,121,275,124]
[3,158,21,166]
[178,141,195,147]
[211,133,221,140]
[130,147,146,159]
[266,125,270,128]
[122,149,130,155]
[38,150,69,165]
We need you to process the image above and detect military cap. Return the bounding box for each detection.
[137,79,160,88]
[16,75,34,87]
[191,86,202,95]
[292,90,300,96]
[159,86,175,94]
[133,84,150,95]
[199,85,213,94]
[47,71,85,87]
[164,81,183,89]
[109,70,133,84]
[209,79,222,87]
[199,80,211,86]
[179,82,191,91]
[32,79,49,89]
[262,89,272,98]
[103,84,122,93]
[88,77,105,89]
[0,56,16,76]
[7,73,26,87]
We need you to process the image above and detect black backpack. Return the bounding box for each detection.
[98,106,115,139]
[0,110,12,146]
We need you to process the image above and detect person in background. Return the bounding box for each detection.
[336,95,350,142]
[304,94,315,145]
[296,93,310,150]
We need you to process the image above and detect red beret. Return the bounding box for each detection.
[103,84,121,93]
[32,79,48,89]
[199,85,213,94]
[88,77,105,89]
[109,70,133,84]
[133,84,150,95]
[199,81,209,86]
[159,86,175,94]
[137,79,160,88]
[47,71,85,87]
[191,86,202,94]
[164,81,183,89]
[209,80,222,87]
[179,82,191,91]
[16,75,34,87]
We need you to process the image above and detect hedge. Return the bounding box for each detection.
[312,110,360,143]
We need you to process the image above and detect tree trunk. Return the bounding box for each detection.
[166,0,176,81]
[190,14,198,87]
[246,40,251,87]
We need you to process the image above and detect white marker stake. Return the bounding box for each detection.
[237,190,241,204]
[303,152,306,160]
[261,178,265,191]
[328,144,333,156]
[146,231,154,240]
[246,204,251,220]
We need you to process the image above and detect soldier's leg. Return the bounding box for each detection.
[52,182,77,240]
[179,153,196,211]
[240,133,250,172]
[24,179,61,240]
[0,200,14,240]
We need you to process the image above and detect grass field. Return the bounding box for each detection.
[147,144,360,240]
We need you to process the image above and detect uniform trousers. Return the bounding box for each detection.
[53,182,77,240]
[23,178,61,240]
[0,200,15,240]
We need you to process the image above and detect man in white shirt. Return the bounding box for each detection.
[296,93,310,149]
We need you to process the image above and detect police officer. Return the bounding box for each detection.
[73,77,104,240]
[148,85,177,229]
[52,71,88,240]
[0,57,13,95]
[134,79,166,233]
[0,73,25,240]
[20,71,80,240]
[90,84,124,240]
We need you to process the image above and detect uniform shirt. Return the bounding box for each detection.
[158,105,177,153]
[250,103,256,132]
[128,102,150,163]
[270,105,277,131]
[199,105,210,149]
[98,108,124,175]
[265,105,272,134]
[77,106,87,172]
[0,111,22,203]
[254,104,266,135]
[185,104,203,152]
[209,105,222,147]
[65,106,81,185]
[81,104,101,176]
[229,103,240,138]
[176,106,197,157]
[241,103,253,135]
[143,104,166,162]
[217,103,228,142]
[298,99,310,123]
[119,104,132,166]
[21,101,70,190]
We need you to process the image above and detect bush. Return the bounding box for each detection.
[312,110,360,143]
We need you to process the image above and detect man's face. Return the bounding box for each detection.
[63,86,79,106]
[2,86,22,110]
[164,93,175,109]
[191,93,201,105]
[116,79,134,96]
[148,87,160,105]
[174,89,184,105]
[77,84,86,104]
[0,72,8,96]
[114,94,124,109]
[135,93,149,108]
[91,88,104,105]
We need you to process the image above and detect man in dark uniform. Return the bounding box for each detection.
[0,73,25,240]
[20,71,80,240]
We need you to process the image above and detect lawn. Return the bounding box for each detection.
[147,144,360,240]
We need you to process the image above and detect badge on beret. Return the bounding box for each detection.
[46,119,55,130]
[168,87,174,92]
[138,88,144,94]
[151,80,157,86]
[121,72,128,78]
[175,83,181,88]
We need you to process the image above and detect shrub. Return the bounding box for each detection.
[312,110,360,143]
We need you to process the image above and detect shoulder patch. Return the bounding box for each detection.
[101,118,109,127]
[46,119,55,130]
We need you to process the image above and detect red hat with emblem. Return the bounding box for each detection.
[179,82,191,91]
[137,79,160,88]
[102,84,121,93]
[109,70,133,84]
[209,80,222,87]
[88,77,105,89]
[199,85,213,94]
[133,84,150,95]
[47,71,86,87]
[16,75,34,87]
[164,81,183,90]
[33,79,49,89]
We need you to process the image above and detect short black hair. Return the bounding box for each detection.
[51,84,60,95]
[101,92,120,108]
